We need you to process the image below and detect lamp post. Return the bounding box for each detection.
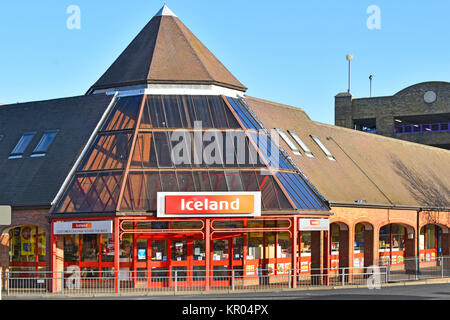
[346,54,353,93]
[369,75,373,97]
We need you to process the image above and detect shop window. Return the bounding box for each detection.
[81,234,99,262]
[120,234,133,262]
[101,234,115,262]
[193,240,205,261]
[9,226,46,265]
[151,267,168,283]
[379,224,405,252]
[64,234,80,262]
[278,232,292,258]
[331,224,340,253]
[391,225,405,251]
[137,239,147,261]
[212,220,244,229]
[151,240,167,262]
[300,231,311,254]
[172,240,187,261]
[213,240,229,261]
[233,237,243,260]
[247,233,263,260]
[354,224,364,252]
[265,233,276,259]
[379,225,390,251]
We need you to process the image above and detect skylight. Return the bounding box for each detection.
[31,130,58,157]
[275,129,301,156]
[310,135,335,161]
[288,131,314,158]
[9,132,36,159]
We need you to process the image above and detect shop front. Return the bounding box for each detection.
[50,192,330,292]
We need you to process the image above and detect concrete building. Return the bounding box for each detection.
[335,81,450,150]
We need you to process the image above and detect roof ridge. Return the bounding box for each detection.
[314,121,450,154]
[145,15,163,84]
[244,95,308,115]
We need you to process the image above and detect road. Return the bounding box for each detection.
[96,282,450,300]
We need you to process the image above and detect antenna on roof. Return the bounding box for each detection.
[346,54,353,93]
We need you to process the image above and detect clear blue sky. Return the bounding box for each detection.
[1,1,449,124]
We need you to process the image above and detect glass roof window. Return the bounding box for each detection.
[310,135,335,161]
[9,132,36,159]
[288,130,314,158]
[31,130,58,157]
[275,129,301,156]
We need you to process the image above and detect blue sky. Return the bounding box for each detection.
[1,1,449,124]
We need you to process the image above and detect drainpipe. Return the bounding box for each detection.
[416,208,422,276]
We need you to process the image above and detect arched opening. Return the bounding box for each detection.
[8,225,47,273]
[330,222,349,270]
[354,222,374,268]
[379,223,414,266]
[419,224,443,262]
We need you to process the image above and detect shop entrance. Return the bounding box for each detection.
[132,234,245,288]
[133,235,207,287]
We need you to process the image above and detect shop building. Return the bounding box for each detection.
[0,5,449,292]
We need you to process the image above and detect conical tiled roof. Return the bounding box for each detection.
[88,5,247,93]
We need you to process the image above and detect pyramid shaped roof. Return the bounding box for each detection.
[88,5,247,93]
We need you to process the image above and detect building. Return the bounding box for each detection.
[0,5,449,292]
[335,82,450,150]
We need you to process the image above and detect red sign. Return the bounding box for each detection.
[158,192,261,217]
[72,222,92,229]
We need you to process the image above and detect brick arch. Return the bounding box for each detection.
[329,219,351,231]
[419,222,449,234]
[353,220,374,231]
[375,220,416,235]
[376,220,417,259]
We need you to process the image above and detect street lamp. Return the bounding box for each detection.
[369,74,373,97]
[346,54,353,93]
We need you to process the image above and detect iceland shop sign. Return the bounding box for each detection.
[157,192,261,218]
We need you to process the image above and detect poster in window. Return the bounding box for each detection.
[21,226,34,256]
[39,231,46,256]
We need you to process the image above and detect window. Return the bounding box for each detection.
[288,131,314,158]
[310,135,335,161]
[31,130,58,157]
[9,132,36,159]
[275,129,301,156]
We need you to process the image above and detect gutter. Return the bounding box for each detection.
[329,201,450,212]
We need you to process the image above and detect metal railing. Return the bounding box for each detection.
[0,267,388,298]
[377,255,450,282]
